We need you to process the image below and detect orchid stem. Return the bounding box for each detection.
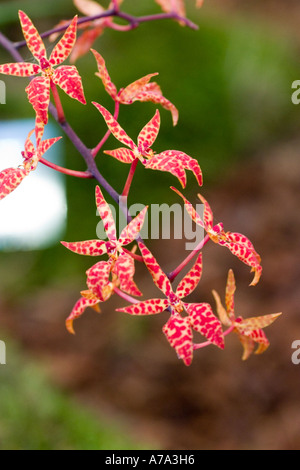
[122,158,139,198]
[39,158,93,178]
[168,234,210,282]
[50,80,66,124]
[113,286,139,304]
[193,325,234,350]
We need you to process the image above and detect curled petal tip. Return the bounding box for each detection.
[66,319,75,335]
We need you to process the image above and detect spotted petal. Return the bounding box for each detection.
[26,76,50,125]
[185,302,225,349]
[38,136,62,159]
[53,65,86,104]
[0,62,40,77]
[118,73,159,103]
[95,185,117,241]
[176,253,202,299]
[0,167,28,201]
[50,16,78,66]
[65,294,100,334]
[133,89,179,126]
[91,49,117,100]
[171,186,204,227]
[118,206,148,246]
[163,314,193,366]
[212,289,232,327]
[61,239,107,256]
[113,253,142,297]
[225,268,236,319]
[92,102,136,151]
[138,110,160,154]
[86,260,112,300]
[104,148,136,164]
[237,313,282,333]
[224,232,262,286]
[138,242,173,298]
[117,298,170,315]
[18,10,47,61]
[146,153,187,188]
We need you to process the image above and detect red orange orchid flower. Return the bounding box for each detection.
[172,187,263,286]
[0,11,86,125]
[62,185,148,332]
[117,242,224,366]
[0,127,61,201]
[93,103,202,188]
[91,49,178,126]
[212,269,282,360]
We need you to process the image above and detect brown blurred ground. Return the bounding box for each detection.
[1,0,300,450]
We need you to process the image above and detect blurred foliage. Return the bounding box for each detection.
[0,336,151,450]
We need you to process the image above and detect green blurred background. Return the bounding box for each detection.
[0,0,300,450]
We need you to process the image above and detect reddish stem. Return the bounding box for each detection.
[113,286,139,304]
[91,101,120,158]
[122,247,144,263]
[50,80,66,124]
[39,157,93,178]
[122,158,139,198]
[193,325,235,350]
[168,234,210,282]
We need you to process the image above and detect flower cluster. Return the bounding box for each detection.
[0,4,281,366]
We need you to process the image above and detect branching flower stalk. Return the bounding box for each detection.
[0,1,282,366]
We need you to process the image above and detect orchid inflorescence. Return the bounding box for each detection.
[0,1,281,366]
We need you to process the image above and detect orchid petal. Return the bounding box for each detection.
[138,242,173,298]
[95,185,117,241]
[176,253,202,299]
[91,49,117,100]
[104,148,136,164]
[185,302,225,349]
[117,298,170,315]
[86,260,112,300]
[0,167,28,201]
[92,102,136,151]
[118,206,148,246]
[118,73,159,103]
[53,65,86,104]
[65,294,100,334]
[113,253,142,297]
[50,16,78,66]
[162,314,193,366]
[0,62,40,77]
[61,239,107,256]
[25,76,50,125]
[146,154,187,188]
[18,10,47,61]
[133,90,179,126]
[171,186,204,227]
[137,109,160,153]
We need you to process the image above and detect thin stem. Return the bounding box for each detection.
[50,80,65,124]
[193,325,235,350]
[91,100,120,158]
[122,247,144,263]
[122,158,139,198]
[39,157,93,178]
[113,286,139,304]
[168,234,210,282]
